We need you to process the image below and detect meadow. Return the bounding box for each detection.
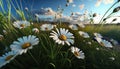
[0,0,120,69]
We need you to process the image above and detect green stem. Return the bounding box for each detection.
[99,2,118,24]
[28,51,39,65]
[14,59,25,68]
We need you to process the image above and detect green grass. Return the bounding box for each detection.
[0,22,120,69]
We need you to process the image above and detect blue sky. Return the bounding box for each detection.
[0,0,120,23]
[1,0,119,15]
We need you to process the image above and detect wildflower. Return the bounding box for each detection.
[69,24,78,30]
[3,30,7,35]
[70,46,85,59]
[113,6,120,13]
[94,33,103,38]
[110,39,119,46]
[96,47,100,50]
[94,37,102,43]
[50,28,74,46]
[13,21,30,29]
[10,35,39,54]
[100,39,113,48]
[87,42,92,45]
[109,57,115,61]
[40,24,53,31]
[79,31,90,38]
[0,35,4,41]
[0,51,18,68]
[32,28,39,34]
[25,7,28,11]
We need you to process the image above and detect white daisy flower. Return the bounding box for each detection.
[100,39,113,48]
[87,42,92,45]
[10,35,39,54]
[110,39,119,46]
[69,24,78,30]
[50,28,74,46]
[94,37,102,43]
[32,28,39,34]
[78,31,90,38]
[109,57,115,61]
[96,47,100,50]
[95,37,113,48]
[3,30,7,35]
[40,24,53,31]
[13,20,30,29]
[0,51,18,68]
[0,34,4,41]
[94,33,103,38]
[70,46,85,59]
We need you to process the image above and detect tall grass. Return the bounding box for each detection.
[0,0,120,69]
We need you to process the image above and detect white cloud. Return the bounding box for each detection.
[103,0,114,4]
[95,0,114,7]
[105,17,120,24]
[79,4,85,10]
[44,8,56,15]
[95,0,102,7]
[72,4,76,7]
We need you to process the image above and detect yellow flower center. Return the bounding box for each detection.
[45,27,48,30]
[22,42,31,49]
[74,51,80,57]
[5,55,14,61]
[59,34,67,41]
[20,24,25,28]
[100,42,104,46]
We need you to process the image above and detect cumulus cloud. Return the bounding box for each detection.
[72,4,76,7]
[95,0,114,7]
[103,0,114,4]
[44,8,56,15]
[31,8,56,16]
[79,4,85,10]
[105,17,120,24]
[95,0,102,7]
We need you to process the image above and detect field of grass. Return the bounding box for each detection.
[0,0,120,69]
[0,21,120,69]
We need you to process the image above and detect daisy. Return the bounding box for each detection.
[50,28,74,46]
[78,31,90,38]
[94,37,102,43]
[3,30,7,35]
[70,46,85,59]
[32,28,39,34]
[0,51,18,68]
[40,24,53,31]
[109,57,115,61]
[10,35,39,54]
[100,39,113,48]
[69,24,78,30]
[13,20,30,29]
[0,34,4,41]
[94,33,103,38]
